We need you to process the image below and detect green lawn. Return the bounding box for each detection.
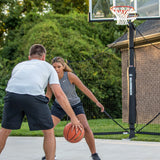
[4,119,160,142]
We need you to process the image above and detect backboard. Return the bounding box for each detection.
[89,0,160,22]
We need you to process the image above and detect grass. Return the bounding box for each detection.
[4,119,160,142]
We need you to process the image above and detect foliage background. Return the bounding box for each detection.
[0,11,125,120]
[0,0,133,120]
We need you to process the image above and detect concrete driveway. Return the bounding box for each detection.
[0,137,160,160]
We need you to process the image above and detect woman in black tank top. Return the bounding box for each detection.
[44,57,104,160]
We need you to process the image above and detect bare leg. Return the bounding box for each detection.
[77,114,96,154]
[42,116,61,159]
[52,115,61,129]
[42,128,56,160]
[0,128,11,153]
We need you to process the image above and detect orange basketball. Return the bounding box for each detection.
[63,122,84,143]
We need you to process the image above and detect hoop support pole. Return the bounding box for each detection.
[128,21,136,138]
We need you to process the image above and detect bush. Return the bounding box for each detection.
[0,57,11,120]
[0,11,125,120]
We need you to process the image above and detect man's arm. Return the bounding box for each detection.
[50,84,81,128]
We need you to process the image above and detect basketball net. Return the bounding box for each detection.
[110,6,136,25]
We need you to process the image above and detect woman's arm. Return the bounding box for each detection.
[68,72,104,112]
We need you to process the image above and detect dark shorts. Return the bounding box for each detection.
[51,101,85,120]
[1,92,53,131]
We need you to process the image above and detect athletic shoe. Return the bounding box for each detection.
[41,156,45,160]
[91,153,101,160]
[41,155,56,160]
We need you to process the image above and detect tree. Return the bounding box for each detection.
[0,11,125,120]
[0,0,53,48]
[46,0,88,14]
[0,0,90,49]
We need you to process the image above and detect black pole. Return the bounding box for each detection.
[128,21,136,138]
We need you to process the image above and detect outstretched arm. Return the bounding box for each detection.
[50,84,82,129]
[68,72,104,112]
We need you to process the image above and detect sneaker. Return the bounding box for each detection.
[41,155,56,160]
[91,153,101,160]
[42,156,45,160]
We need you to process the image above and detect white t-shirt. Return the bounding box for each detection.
[6,59,59,96]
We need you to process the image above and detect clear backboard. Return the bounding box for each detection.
[89,0,160,22]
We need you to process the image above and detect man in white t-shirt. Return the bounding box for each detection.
[0,44,81,160]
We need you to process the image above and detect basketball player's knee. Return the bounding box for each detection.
[43,128,54,138]
[0,128,11,136]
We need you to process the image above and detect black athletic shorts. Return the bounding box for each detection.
[51,101,85,120]
[2,92,53,131]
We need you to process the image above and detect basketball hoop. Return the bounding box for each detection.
[110,6,137,25]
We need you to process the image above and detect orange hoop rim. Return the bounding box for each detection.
[110,6,134,12]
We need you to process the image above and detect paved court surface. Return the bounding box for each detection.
[0,136,160,160]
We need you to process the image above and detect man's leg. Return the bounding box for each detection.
[42,115,61,160]
[0,128,11,153]
[42,128,55,160]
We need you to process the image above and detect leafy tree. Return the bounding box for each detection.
[0,0,89,48]
[46,0,89,14]
[0,57,10,119]
[0,0,50,48]
[0,11,125,120]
